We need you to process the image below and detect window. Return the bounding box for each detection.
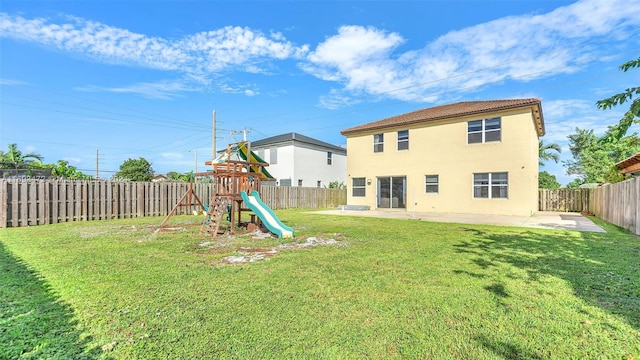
[317,180,322,188]
[270,147,278,164]
[425,175,439,193]
[327,151,333,165]
[397,130,409,150]
[473,172,508,198]
[279,179,291,187]
[468,117,501,144]
[298,179,303,187]
[374,133,384,153]
[377,176,406,208]
[352,177,366,197]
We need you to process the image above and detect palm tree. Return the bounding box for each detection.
[0,143,44,169]
[539,140,561,166]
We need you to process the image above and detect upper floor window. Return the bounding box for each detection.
[473,172,508,199]
[468,117,501,144]
[397,130,409,151]
[327,151,333,165]
[374,133,384,153]
[270,147,278,164]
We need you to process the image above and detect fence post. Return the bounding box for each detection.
[0,180,6,228]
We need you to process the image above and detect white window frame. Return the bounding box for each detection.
[373,133,384,153]
[397,130,409,151]
[468,117,501,144]
[327,151,333,165]
[473,172,508,199]
[352,177,366,197]
[425,175,439,193]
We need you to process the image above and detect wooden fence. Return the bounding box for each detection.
[0,179,346,228]
[590,177,639,236]
[539,188,591,212]
[538,178,640,236]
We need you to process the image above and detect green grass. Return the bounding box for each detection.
[1,210,639,359]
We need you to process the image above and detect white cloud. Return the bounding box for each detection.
[303,0,640,107]
[317,89,364,110]
[63,157,82,164]
[0,12,309,90]
[76,80,195,100]
[0,78,28,86]
[541,99,618,143]
[161,152,184,160]
[2,0,639,106]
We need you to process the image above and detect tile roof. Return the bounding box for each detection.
[251,132,346,153]
[341,98,545,136]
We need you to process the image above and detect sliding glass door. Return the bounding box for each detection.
[377,176,406,209]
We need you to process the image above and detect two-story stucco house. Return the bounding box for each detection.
[340,98,545,216]
[250,132,347,187]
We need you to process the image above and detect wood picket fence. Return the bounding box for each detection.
[538,188,591,212]
[0,179,346,228]
[2,178,636,235]
[590,177,640,236]
[539,177,640,236]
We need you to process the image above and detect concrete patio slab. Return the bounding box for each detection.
[310,209,606,233]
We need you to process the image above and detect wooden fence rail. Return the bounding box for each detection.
[0,179,346,228]
[590,177,639,236]
[538,188,591,212]
[538,178,639,236]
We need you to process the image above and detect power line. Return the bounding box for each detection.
[0,101,207,131]
[5,94,209,130]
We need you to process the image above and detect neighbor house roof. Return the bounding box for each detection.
[251,132,346,154]
[340,98,545,136]
[616,153,640,175]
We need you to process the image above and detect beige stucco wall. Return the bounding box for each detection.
[345,108,540,216]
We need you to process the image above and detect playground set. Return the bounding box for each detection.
[160,141,294,239]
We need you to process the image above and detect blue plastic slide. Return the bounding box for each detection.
[240,191,294,238]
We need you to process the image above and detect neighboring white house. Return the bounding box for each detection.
[249,132,346,187]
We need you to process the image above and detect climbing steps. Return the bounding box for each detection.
[200,195,230,235]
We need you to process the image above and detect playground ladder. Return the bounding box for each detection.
[200,195,229,236]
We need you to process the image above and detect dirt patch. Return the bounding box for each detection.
[220,235,345,265]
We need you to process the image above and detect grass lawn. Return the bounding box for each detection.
[1,210,639,359]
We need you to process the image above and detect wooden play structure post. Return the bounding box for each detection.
[160,173,206,227]
[194,140,271,236]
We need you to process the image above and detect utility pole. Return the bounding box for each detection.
[230,127,251,142]
[212,110,216,165]
[96,149,99,179]
[189,149,198,173]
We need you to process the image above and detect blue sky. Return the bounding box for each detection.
[1,0,639,184]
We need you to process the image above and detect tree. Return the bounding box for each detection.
[0,143,44,169]
[563,127,640,184]
[115,158,153,181]
[45,160,93,179]
[566,178,583,189]
[538,171,561,189]
[596,56,640,142]
[167,171,191,182]
[328,181,346,189]
[538,140,561,166]
[563,128,598,180]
